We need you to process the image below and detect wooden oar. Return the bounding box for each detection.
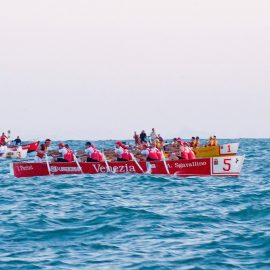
[131,153,144,173]
[161,151,170,174]
[103,152,111,173]
[45,154,51,175]
[73,154,83,174]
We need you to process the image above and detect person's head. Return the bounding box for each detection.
[183,142,189,147]
[173,138,177,142]
[115,141,122,148]
[17,136,20,139]
[142,143,148,149]
[85,141,92,148]
[192,137,195,140]
[150,142,156,148]
[58,142,65,149]
[2,132,4,136]
[45,139,51,147]
[65,144,69,149]
[213,135,216,139]
[196,136,199,140]
[152,128,155,132]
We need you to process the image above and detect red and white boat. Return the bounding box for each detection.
[8,141,39,153]
[10,156,244,178]
[1,148,28,159]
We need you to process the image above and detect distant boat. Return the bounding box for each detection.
[192,143,239,157]
[1,148,28,159]
[8,141,39,153]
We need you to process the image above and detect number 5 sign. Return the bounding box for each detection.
[212,156,244,175]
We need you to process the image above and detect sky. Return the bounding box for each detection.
[0,0,269,140]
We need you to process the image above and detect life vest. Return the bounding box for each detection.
[121,148,132,161]
[64,149,74,162]
[181,147,189,160]
[148,147,162,161]
[0,135,7,144]
[89,146,103,162]
[188,149,196,160]
[36,145,47,159]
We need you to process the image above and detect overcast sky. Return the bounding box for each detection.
[0,0,269,140]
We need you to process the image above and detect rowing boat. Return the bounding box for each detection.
[10,155,244,178]
[192,143,239,157]
[8,141,40,153]
[1,149,28,159]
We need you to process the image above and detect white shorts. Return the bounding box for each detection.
[34,156,43,162]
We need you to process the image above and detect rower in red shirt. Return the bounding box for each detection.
[141,142,162,161]
[84,142,104,162]
[0,132,9,145]
[115,141,132,161]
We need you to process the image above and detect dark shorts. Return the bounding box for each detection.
[57,158,68,162]
[117,158,129,162]
[87,157,99,162]
[146,157,159,161]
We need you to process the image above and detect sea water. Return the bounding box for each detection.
[0,139,269,270]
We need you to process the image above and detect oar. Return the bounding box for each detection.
[103,151,111,173]
[73,154,83,174]
[131,153,144,173]
[161,151,170,174]
[45,154,51,175]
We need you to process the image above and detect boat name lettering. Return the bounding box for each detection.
[175,161,207,169]
[92,164,136,173]
[50,166,81,173]
[19,165,33,171]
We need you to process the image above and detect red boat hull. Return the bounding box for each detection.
[11,156,244,178]
[9,141,39,153]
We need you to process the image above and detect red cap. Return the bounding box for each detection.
[142,143,148,148]
[183,142,189,146]
[58,143,65,147]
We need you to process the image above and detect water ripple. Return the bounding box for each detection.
[0,139,270,269]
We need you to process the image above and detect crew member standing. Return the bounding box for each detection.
[0,132,9,145]
[13,136,22,146]
[34,139,52,162]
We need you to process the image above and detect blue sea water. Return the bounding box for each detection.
[0,139,269,270]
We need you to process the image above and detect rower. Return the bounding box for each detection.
[207,136,214,146]
[193,136,200,148]
[0,132,9,145]
[213,135,218,146]
[141,142,162,161]
[84,142,103,162]
[64,144,75,162]
[54,143,73,162]
[34,139,52,162]
[190,137,196,147]
[115,141,132,161]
